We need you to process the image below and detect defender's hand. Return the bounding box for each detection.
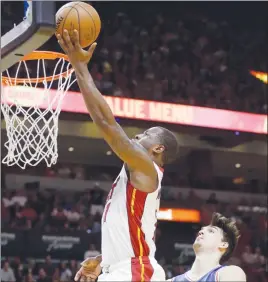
[74,257,101,281]
[57,30,97,67]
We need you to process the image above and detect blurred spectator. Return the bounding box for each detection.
[51,205,67,228]
[253,247,265,265]
[252,247,266,282]
[206,193,219,205]
[23,273,34,282]
[1,261,16,282]
[57,165,71,178]
[91,216,102,233]
[69,260,79,280]
[59,262,72,281]
[11,190,27,207]
[41,256,55,279]
[16,202,38,221]
[2,190,27,208]
[25,259,38,277]
[64,206,82,226]
[52,267,60,282]
[84,244,101,260]
[242,245,256,265]
[37,268,50,282]
[90,183,105,216]
[11,257,24,281]
[73,165,85,180]
[2,191,13,208]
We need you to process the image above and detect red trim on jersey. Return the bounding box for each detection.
[127,182,154,281]
[157,165,164,173]
[215,269,220,282]
[131,257,154,282]
[126,181,150,257]
[103,202,111,223]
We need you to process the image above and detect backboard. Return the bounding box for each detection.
[1,1,55,71]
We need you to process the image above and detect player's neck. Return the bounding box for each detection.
[151,156,162,168]
[189,253,220,278]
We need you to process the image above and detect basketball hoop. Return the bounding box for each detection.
[1,51,76,169]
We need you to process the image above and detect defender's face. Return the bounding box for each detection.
[193,225,226,253]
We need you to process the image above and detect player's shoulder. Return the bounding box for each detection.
[167,274,185,282]
[219,265,245,273]
[218,265,246,281]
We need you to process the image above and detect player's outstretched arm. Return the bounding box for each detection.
[57,30,157,192]
[218,265,246,282]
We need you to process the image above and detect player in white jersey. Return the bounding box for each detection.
[57,30,179,282]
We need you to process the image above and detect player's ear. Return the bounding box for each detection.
[152,144,165,154]
[219,241,229,250]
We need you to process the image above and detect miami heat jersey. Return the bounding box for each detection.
[101,163,163,266]
[172,265,225,282]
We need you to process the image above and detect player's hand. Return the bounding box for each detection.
[74,257,101,282]
[57,30,97,67]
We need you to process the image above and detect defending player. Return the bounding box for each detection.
[170,213,246,282]
[57,30,179,281]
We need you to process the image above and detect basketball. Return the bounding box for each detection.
[55,2,101,48]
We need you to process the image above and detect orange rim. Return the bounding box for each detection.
[1,51,74,85]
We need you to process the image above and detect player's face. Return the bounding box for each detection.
[134,127,163,149]
[193,225,228,253]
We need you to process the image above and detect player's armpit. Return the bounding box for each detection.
[218,265,246,282]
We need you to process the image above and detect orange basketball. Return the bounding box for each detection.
[55,2,101,48]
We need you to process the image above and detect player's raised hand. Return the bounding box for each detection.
[57,30,97,67]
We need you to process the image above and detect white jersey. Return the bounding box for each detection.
[101,163,164,266]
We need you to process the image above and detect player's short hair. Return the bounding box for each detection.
[157,127,179,164]
[210,212,240,263]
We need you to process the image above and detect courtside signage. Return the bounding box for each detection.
[2,86,267,134]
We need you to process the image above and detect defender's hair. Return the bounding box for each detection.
[210,212,240,263]
[157,127,179,164]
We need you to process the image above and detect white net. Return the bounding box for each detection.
[1,52,76,169]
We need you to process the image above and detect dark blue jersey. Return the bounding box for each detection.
[172,265,225,282]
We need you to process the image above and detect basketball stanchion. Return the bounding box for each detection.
[1,51,76,169]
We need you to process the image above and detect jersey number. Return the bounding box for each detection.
[103,176,120,223]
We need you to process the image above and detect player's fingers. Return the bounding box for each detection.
[80,276,87,282]
[73,29,81,50]
[87,43,97,57]
[56,34,68,54]
[63,29,75,51]
[74,268,82,281]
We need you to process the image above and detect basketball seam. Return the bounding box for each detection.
[73,7,81,46]
[56,7,75,34]
[75,3,96,41]
[60,3,81,36]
